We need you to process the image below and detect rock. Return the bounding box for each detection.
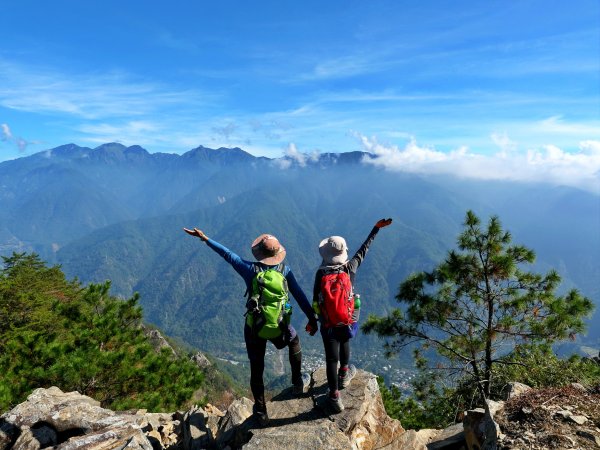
[142,327,177,356]
[555,409,587,424]
[570,382,587,392]
[243,423,351,449]
[12,427,39,450]
[138,412,175,431]
[576,430,600,447]
[463,400,502,450]
[180,406,214,450]
[496,384,600,450]
[0,421,20,450]
[55,425,154,450]
[137,412,179,448]
[426,423,464,449]
[215,397,254,449]
[485,400,504,417]
[502,382,531,400]
[1,386,130,433]
[567,414,588,425]
[214,367,404,449]
[31,424,58,448]
[311,367,404,449]
[386,429,442,450]
[0,367,456,450]
[203,403,224,417]
[191,352,212,368]
[11,424,58,450]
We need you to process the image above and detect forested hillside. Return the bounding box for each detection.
[0,253,211,412]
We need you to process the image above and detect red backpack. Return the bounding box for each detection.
[318,269,354,328]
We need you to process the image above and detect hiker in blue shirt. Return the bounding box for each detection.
[184,227,318,426]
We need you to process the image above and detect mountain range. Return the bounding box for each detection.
[1,142,598,369]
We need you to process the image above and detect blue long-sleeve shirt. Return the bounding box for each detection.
[205,238,314,321]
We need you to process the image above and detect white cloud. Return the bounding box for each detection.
[491,132,517,156]
[283,143,320,166]
[0,122,38,153]
[360,134,600,193]
[272,143,321,169]
[273,157,292,170]
[1,123,13,141]
[536,116,600,136]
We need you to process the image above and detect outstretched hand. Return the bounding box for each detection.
[375,218,393,229]
[183,227,209,241]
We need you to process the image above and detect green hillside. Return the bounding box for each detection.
[0,253,207,412]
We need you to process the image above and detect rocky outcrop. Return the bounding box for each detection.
[240,367,405,449]
[4,370,596,449]
[190,352,212,369]
[494,384,600,449]
[0,368,421,450]
[142,327,177,356]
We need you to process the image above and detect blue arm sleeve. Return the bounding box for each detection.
[285,268,315,320]
[205,238,256,285]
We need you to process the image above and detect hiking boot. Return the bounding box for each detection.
[252,404,269,427]
[326,392,344,413]
[292,372,311,396]
[338,364,357,389]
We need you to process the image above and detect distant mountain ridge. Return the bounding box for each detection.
[22,142,371,167]
[1,143,598,367]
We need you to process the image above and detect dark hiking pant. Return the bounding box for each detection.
[321,326,351,394]
[244,324,302,412]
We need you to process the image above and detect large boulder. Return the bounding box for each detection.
[243,367,405,449]
[0,387,164,450]
[2,387,129,433]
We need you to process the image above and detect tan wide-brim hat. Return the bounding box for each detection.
[319,236,348,265]
[251,234,286,265]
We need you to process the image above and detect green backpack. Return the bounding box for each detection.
[245,263,291,339]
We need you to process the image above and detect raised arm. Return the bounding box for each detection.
[183,227,255,281]
[346,218,392,274]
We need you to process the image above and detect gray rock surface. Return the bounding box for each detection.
[502,381,531,401]
[55,426,154,450]
[190,352,212,368]
[2,387,126,432]
[240,367,405,449]
[0,367,438,450]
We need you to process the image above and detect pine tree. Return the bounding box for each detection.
[0,253,204,411]
[364,211,594,397]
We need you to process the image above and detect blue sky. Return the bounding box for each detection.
[1,0,599,190]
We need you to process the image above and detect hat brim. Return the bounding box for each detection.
[321,250,348,265]
[253,248,286,265]
[319,237,348,265]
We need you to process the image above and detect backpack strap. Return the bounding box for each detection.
[244,264,263,299]
[275,262,285,274]
[321,264,345,277]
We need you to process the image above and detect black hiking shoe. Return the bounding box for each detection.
[326,391,344,413]
[252,404,269,427]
